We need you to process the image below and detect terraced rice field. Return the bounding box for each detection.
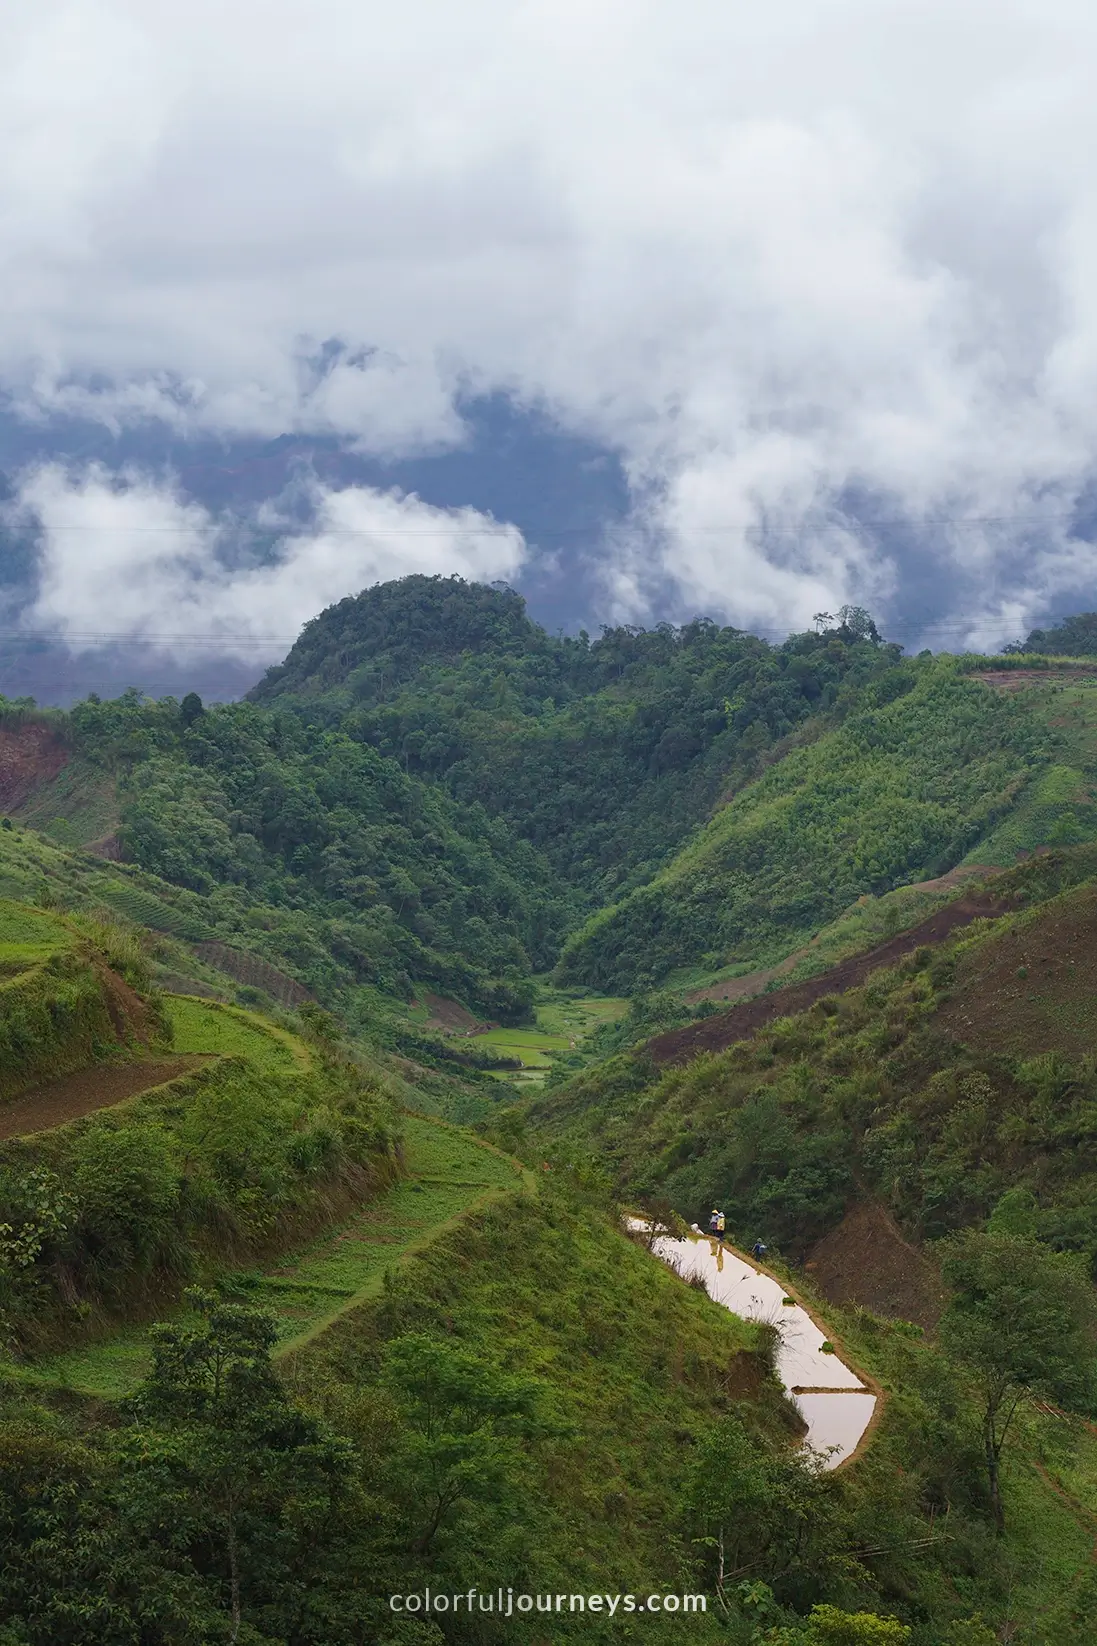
[163,995,308,1073]
[22,1114,524,1398]
[479,1025,569,1082]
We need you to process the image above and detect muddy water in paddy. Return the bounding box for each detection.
[633,1223,876,1467]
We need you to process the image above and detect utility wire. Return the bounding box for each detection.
[15,508,1097,537]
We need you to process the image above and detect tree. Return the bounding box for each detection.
[123,1288,358,1643]
[836,605,881,645]
[181,692,205,727]
[381,1332,557,1557]
[939,1232,1097,1531]
[758,1603,911,1643]
[682,1416,840,1613]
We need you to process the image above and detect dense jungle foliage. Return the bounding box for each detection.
[13,579,1093,1020]
[1012,610,1097,654]
[250,577,903,904]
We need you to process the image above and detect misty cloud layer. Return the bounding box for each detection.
[8,464,526,662]
[4,0,1097,659]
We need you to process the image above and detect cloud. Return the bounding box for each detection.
[5,2,1097,640]
[11,462,526,660]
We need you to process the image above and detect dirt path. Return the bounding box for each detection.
[650,881,1009,1065]
[0,1056,210,1140]
[972,667,1097,691]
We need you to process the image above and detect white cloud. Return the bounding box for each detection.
[12,463,526,660]
[5,1,1097,636]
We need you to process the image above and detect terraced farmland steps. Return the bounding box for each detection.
[21,1115,528,1399]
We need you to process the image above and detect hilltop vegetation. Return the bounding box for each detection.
[9,581,1097,1024]
[557,657,1048,991]
[251,578,903,905]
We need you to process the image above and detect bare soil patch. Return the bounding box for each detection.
[805,1202,947,1334]
[192,941,313,1007]
[93,959,159,1046]
[971,667,1097,691]
[83,833,124,861]
[650,886,1009,1065]
[417,991,481,1033]
[0,1055,209,1139]
[936,881,1097,1057]
[0,723,68,813]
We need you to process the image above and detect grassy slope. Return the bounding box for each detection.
[557,657,1045,991]
[557,657,1097,998]
[959,671,1097,865]
[531,854,1097,1246]
[0,965,407,1358]
[0,822,505,1120]
[284,1187,788,1641]
[812,1295,1097,1642]
[531,869,1097,1640]
[15,755,120,848]
[0,898,166,1100]
[25,1114,522,1397]
[163,994,309,1073]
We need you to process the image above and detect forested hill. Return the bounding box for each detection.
[249,575,902,902]
[8,578,1097,1021]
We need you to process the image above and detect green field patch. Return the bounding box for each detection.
[29,1326,157,1402]
[22,1115,522,1397]
[477,1027,568,1070]
[163,995,306,1073]
[534,993,629,1039]
[0,901,73,975]
[95,880,211,940]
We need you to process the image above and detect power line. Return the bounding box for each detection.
[16,508,1097,537]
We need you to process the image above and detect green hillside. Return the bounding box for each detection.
[525,847,1097,1640]
[555,656,1052,991]
[250,577,903,904]
[8,587,1097,1640]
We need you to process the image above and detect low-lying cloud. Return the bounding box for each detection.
[5,1,1097,644]
[11,463,526,661]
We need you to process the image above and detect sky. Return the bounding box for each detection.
[4,0,1097,699]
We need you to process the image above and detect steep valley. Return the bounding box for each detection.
[1,584,1097,1640]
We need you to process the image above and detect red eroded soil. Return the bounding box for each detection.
[0,723,68,812]
[804,1202,947,1333]
[0,1055,210,1140]
[971,667,1097,691]
[93,960,160,1046]
[416,991,482,1033]
[649,885,1010,1065]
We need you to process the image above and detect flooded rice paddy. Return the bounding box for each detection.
[632,1221,876,1468]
